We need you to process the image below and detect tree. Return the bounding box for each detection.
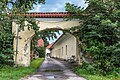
[0,0,46,66]
[65,0,120,75]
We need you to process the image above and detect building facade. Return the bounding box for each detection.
[50,33,79,62]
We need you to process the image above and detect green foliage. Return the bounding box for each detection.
[0,7,14,65]
[66,0,120,75]
[0,0,45,66]
[14,0,45,10]
[36,47,45,58]
[75,66,120,80]
[30,58,44,68]
[0,58,44,80]
[0,66,35,80]
[36,30,61,45]
[1,0,60,66]
[32,46,45,58]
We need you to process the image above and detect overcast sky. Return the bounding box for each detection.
[29,0,88,12]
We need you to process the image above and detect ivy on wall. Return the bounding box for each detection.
[65,0,120,75]
[0,16,14,65]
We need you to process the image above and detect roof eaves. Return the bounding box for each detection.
[50,34,65,49]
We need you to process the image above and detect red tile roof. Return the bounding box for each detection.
[9,12,71,18]
[46,42,54,49]
[37,39,44,47]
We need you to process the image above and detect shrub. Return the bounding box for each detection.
[66,0,120,75]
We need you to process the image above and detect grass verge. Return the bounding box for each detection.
[0,58,44,80]
[30,58,44,68]
[75,67,120,80]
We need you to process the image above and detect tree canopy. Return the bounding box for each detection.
[65,0,120,75]
[0,0,46,65]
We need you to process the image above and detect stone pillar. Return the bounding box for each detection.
[76,38,82,65]
[12,22,35,66]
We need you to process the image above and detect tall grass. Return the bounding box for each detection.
[0,58,44,80]
[75,66,120,80]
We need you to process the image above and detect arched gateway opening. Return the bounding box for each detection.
[12,12,80,66]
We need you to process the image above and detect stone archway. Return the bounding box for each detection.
[12,12,80,66]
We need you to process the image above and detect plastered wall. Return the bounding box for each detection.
[12,19,80,66]
[51,33,78,61]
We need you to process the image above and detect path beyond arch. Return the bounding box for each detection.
[21,58,86,80]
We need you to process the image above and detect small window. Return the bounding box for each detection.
[62,47,63,56]
[66,45,67,55]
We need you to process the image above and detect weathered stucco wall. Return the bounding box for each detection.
[12,22,35,66]
[12,19,80,66]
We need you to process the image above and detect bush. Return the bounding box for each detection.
[82,42,120,75]
[66,0,120,75]
[75,66,120,80]
[35,47,45,58]
[0,22,14,66]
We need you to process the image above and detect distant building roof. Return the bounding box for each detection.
[37,39,44,47]
[46,42,54,49]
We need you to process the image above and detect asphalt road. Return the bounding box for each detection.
[21,58,86,80]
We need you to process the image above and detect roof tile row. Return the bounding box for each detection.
[9,12,71,18]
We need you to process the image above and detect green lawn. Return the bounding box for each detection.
[0,58,44,80]
[75,68,120,80]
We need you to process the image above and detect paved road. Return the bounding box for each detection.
[21,58,86,80]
